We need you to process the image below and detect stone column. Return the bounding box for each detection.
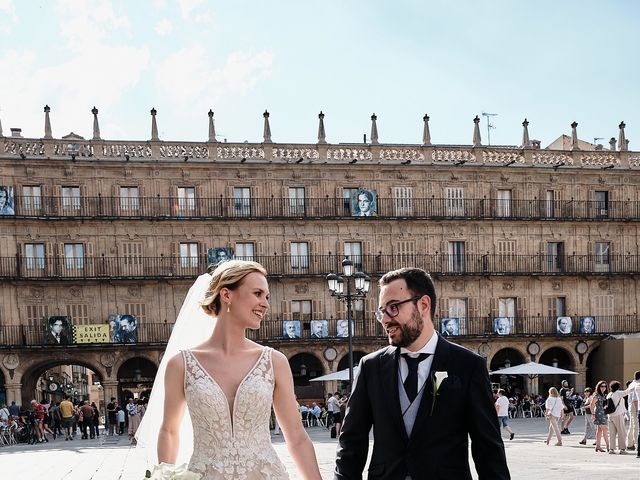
[92,106,101,140]
[573,365,587,392]
[208,109,217,143]
[317,111,327,144]
[472,115,481,146]
[263,110,272,143]
[521,118,531,148]
[4,382,23,405]
[422,114,432,146]
[44,105,53,139]
[570,121,579,150]
[618,121,627,151]
[370,113,379,145]
[101,380,119,404]
[150,108,159,141]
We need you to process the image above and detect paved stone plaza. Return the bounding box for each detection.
[1,418,637,479]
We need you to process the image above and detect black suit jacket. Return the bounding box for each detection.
[335,335,510,480]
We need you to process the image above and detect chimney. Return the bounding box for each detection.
[11,128,23,138]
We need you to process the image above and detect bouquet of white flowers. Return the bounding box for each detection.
[145,463,202,480]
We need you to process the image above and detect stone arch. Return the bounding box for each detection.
[116,356,158,404]
[111,351,159,378]
[19,358,106,407]
[337,350,368,371]
[288,352,324,400]
[538,345,576,393]
[489,347,527,395]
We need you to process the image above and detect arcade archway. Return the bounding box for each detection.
[288,352,324,400]
[337,350,368,371]
[0,370,5,405]
[117,357,157,405]
[20,360,105,409]
[489,348,526,395]
[538,346,575,393]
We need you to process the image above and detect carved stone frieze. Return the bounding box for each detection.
[380,148,425,161]
[532,152,573,166]
[103,143,152,158]
[4,141,45,156]
[432,149,476,163]
[294,284,309,294]
[581,153,618,167]
[327,148,372,161]
[30,287,44,299]
[69,287,82,297]
[160,144,210,159]
[217,146,264,160]
[272,147,319,161]
[482,150,524,165]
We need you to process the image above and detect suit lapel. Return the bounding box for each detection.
[410,335,451,442]
[380,346,409,444]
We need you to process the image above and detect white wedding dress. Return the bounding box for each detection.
[182,347,290,479]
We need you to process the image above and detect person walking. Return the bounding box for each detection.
[495,389,515,440]
[334,267,510,480]
[116,406,125,435]
[591,380,610,453]
[626,375,639,451]
[106,398,117,435]
[559,380,575,434]
[80,400,95,439]
[91,402,100,437]
[579,387,596,445]
[545,387,564,446]
[606,380,629,454]
[59,395,75,441]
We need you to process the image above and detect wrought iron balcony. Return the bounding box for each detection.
[0,253,636,280]
[2,195,639,221]
[0,315,636,348]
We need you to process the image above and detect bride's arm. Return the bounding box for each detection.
[272,350,322,480]
[157,353,187,464]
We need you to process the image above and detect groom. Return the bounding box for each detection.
[334,267,510,479]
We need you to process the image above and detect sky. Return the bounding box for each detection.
[1,0,639,148]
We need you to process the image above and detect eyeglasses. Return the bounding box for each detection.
[375,296,421,323]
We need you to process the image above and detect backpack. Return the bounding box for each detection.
[603,396,619,415]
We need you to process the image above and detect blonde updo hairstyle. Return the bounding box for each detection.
[200,260,268,316]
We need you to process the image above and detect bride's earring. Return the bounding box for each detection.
[227,302,231,313]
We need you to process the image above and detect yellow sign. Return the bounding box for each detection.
[73,325,110,344]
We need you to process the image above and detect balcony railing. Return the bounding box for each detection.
[3,196,640,221]
[0,253,638,280]
[0,315,637,348]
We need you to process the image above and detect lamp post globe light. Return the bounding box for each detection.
[326,257,371,391]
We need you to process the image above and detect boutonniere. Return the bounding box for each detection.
[430,371,448,415]
[145,463,202,480]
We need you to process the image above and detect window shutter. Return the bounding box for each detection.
[468,297,479,319]
[490,298,498,318]
[516,297,528,319]
[281,300,291,320]
[312,300,322,320]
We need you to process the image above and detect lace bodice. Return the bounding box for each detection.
[182,348,289,480]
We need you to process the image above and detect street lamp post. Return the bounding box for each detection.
[326,258,371,391]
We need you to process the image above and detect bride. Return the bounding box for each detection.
[136,260,322,479]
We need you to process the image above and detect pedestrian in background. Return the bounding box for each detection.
[591,380,610,453]
[579,387,595,445]
[545,387,563,446]
[606,380,629,454]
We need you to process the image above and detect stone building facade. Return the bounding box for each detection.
[0,109,639,405]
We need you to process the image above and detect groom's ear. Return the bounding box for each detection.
[418,295,431,319]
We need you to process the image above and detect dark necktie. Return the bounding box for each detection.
[402,353,431,403]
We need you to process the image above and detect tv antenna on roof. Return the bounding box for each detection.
[481,112,498,146]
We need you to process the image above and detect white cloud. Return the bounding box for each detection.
[155,18,173,36]
[177,0,204,19]
[194,10,213,24]
[0,0,149,139]
[0,0,18,34]
[54,0,131,53]
[155,45,273,111]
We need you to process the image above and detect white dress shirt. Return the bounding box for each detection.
[399,330,438,395]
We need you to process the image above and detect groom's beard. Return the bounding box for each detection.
[387,309,423,347]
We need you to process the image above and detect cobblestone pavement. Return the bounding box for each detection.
[1,418,638,479]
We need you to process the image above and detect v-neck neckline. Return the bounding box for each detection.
[189,347,266,434]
